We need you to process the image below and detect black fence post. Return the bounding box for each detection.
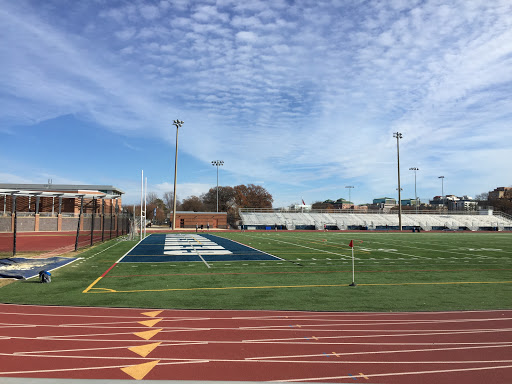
[91,198,96,247]
[101,199,105,242]
[109,200,113,240]
[74,196,84,252]
[12,195,17,257]
[116,200,119,238]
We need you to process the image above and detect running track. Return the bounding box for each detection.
[0,304,511,383]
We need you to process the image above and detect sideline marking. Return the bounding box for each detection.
[85,280,512,294]
[82,237,143,293]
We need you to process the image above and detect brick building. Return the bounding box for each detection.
[489,187,512,200]
[0,184,124,233]
[170,212,228,229]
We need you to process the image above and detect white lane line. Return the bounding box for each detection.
[12,341,209,355]
[1,303,510,316]
[0,360,209,376]
[271,364,512,382]
[3,350,512,366]
[242,328,512,342]
[245,343,512,361]
[238,317,512,328]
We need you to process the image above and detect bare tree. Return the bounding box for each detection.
[146,192,159,205]
[163,191,180,212]
[180,196,205,212]
[475,192,489,201]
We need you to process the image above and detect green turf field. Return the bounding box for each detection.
[1,231,511,311]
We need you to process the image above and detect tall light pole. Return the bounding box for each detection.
[211,160,224,212]
[409,167,419,214]
[345,186,354,209]
[438,176,445,209]
[171,119,184,230]
[393,132,403,231]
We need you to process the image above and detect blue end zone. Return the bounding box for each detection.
[119,234,281,263]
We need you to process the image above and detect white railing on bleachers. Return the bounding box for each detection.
[239,208,512,231]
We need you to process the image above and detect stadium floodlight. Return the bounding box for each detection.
[409,167,419,214]
[439,176,445,208]
[393,132,403,231]
[171,119,184,230]
[211,160,224,213]
[345,186,354,209]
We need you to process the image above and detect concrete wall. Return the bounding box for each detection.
[62,217,79,231]
[17,217,35,232]
[0,217,11,232]
[39,217,58,231]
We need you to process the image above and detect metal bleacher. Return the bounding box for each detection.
[239,209,512,231]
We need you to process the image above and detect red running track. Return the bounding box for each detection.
[0,231,105,253]
[0,303,511,383]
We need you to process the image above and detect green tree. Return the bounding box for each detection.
[201,186,236,212]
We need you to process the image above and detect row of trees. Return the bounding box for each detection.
[126,184,273,226]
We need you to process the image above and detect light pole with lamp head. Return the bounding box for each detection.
[171,119,184,230]
[438,176,445,209]
[345,186,354,210]
[211,160,224,212]
[393,132,403,230]
[409,167,419,213]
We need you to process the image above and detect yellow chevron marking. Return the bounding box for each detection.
[121,360,160,380]
[138,318,162,327]
[133,329,162,340]
[128,342,162,358]
[141,310,163,317]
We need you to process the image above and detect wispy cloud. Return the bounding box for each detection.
[1,0,511,204]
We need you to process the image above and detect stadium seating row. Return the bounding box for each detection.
[239,211,512,231]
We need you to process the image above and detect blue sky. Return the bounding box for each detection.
[1,0,511,207]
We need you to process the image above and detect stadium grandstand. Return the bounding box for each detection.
[239,208,512,231]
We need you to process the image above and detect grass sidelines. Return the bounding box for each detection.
[0,231,511,311]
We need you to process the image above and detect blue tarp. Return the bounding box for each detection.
[0,257,77,279]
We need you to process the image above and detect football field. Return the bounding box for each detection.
[1,231,511,311]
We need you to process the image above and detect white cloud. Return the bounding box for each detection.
[235,31,258,43]
[139,5,160,20]
[115,27,137,40]
[1,0,511,206]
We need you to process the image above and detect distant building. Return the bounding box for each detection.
[489,187,512,200]
[373,197,396,205]
[400,199,420,206]
[168,212,228,229]
[429,195,478,211]
[333,198,353,209]
[371,197,396,211]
